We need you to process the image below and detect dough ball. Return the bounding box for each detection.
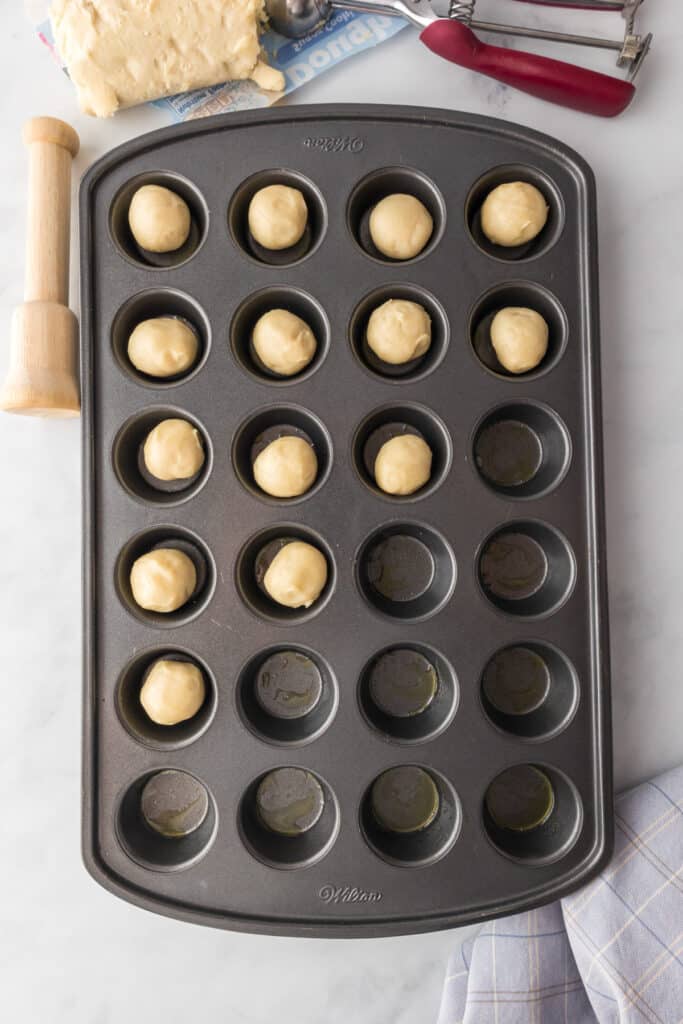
[374,435,433,496]
[369,194,433,260]
[253,436,318,498]
[143,418,205,482]
[490,307,549,374]
[252,309,317,376]
[263,541,327,609]
[130,548,196,613]
[140,659,206,726]
[480,182,548,247]
[127,317,199,378]
[128,184,191,253]
[248,184,308,250]
[367,299,432,365]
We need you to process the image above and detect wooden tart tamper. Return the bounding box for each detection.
[1,117,80,417]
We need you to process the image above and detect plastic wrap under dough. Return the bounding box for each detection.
[50,0,285,118]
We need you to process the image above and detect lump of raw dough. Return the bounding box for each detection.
[50,0,285,119]
[248,184,308,250]
[253,436,318,498]
[480,182,548,247]
[367,299,432,365]
[127,317,199,378]
[143,418,205,482]
[263,541,327,609]
[252,309,317,376]
[369,194,433,260]
[490,307,549,374]
[130,548,196,613]
[250,60,286,93]
[128,184,191,253]
[140,658,206,726]
[374,435,433,496]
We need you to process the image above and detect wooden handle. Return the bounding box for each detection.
[1,117,81,417]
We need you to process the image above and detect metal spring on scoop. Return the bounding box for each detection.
[448,0,475,22]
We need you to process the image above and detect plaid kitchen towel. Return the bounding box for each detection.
[438,765,683,1023]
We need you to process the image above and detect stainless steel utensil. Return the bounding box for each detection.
[265,0,651,114]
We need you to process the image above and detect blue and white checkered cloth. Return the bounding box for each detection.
[438,765,683,1023]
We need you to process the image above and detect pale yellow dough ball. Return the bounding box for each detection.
[130,548,196,613]
[490,307,549,374]
[127,317,199,378]
[253,436,318,498]
[128,184,191,253]
[374,435,433,496]
[367,299,432,365]
[140,659,206,726]
[248,184,308,250]
[252,309,317,376]
[263,541,328,609]
[480,182,548,247]
[143,418,205,482]
[369,194,433,260]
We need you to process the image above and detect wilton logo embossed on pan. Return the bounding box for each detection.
[318,884,382,904]
[303,136,364,153]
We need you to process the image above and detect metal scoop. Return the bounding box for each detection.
[265,0,651,116]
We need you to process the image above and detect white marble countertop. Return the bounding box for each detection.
[1,2,682,1021]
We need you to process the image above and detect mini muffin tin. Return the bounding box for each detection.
[81,105,612,936]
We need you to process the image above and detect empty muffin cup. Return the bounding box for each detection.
[349,284,449,381]
[116,525,216,627]
[478,520,575,618]
[481,642,579,740]
[113,407,212,504]
[237,645,338,745]
[239,767,339,869]
[228,169,326,266]
[357,522,455,621]
[232,405,332,504]
[361,766,460,866]
[117,647,217,749]
[353,404,451,501]
[486,764,554,832]
[255,651,322,718]
[257,767,324,835]
[347,167,445,263]
[372,766,440,832]
[465,165,563,262]
[470,282,567,380]
[116,769,217,871]
[371,652,437,718]
[359,644,458,743]
[110,172,208,269]
[236,525,335,623]
[141,769,209,836]
[483,764,582,864]
[473,402,570,499]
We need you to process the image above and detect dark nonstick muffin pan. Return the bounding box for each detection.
[81,105,611,936]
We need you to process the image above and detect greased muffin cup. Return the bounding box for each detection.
[82,106,610,937]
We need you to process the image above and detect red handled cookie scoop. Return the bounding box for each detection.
[266,0,650,117]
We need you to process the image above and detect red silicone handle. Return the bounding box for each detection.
[420,20,634,117]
